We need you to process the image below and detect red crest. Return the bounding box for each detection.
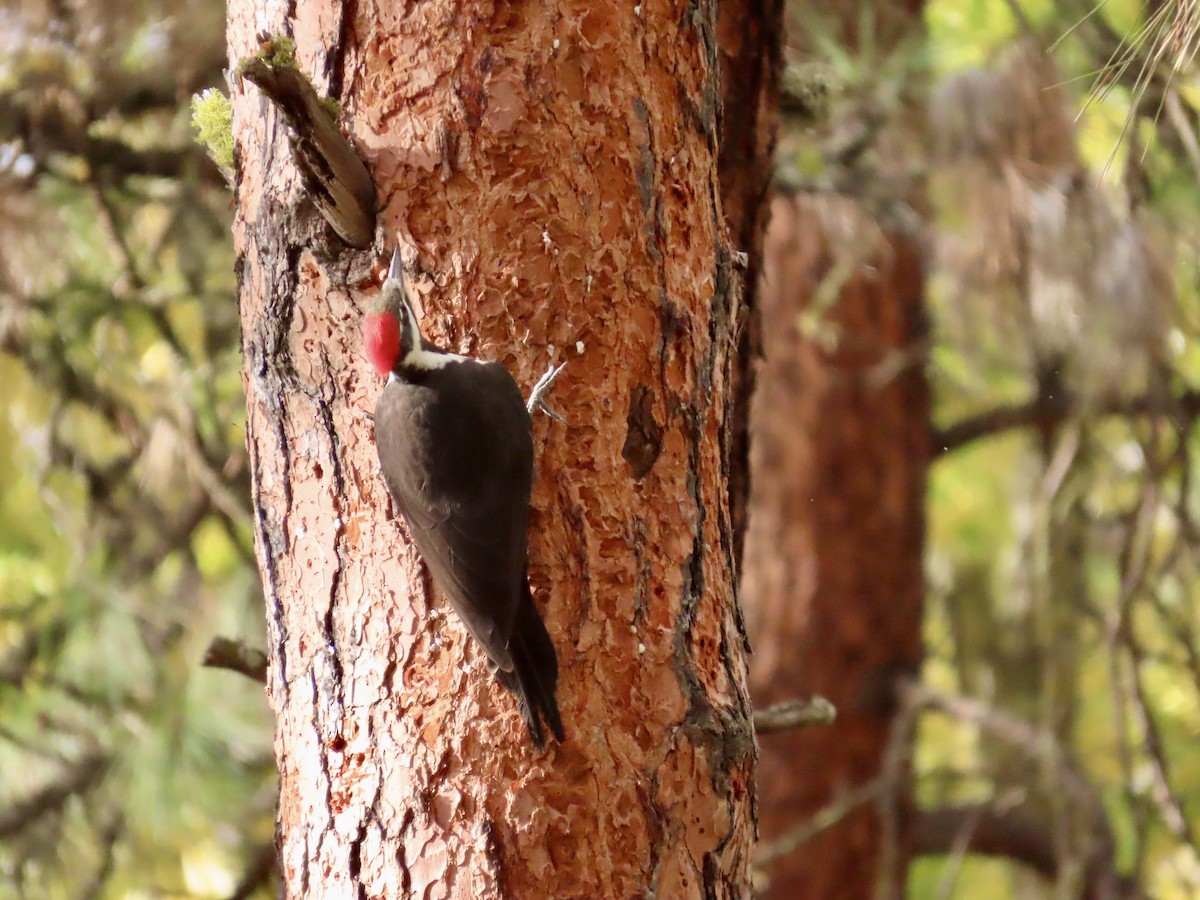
[361,312,401,376]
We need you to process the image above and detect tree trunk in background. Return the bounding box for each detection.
[745,197,928,899]
[743,0,929,890]
[228,1,759,896]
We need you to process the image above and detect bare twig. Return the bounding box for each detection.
[172,419,253,522]
[914,803,1053,877]
[911,803,1144,899]
[89,178,145,290]
[899,680,1083,794]
[934,800,992,900]
[934,389,1200,457]
[755,778,888,865]
[1123,633,1197,850]
[80,814,125,900]
[0,630,41,688]
[999,0,1034,38]
[0,722,71,764]
[753,696,837,733]
[0,752,110,839]
[203,637,268,684]
[1163,89,1200,182]
[899,679,1128,899]
[877,683,922,900]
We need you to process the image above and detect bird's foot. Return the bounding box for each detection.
[527,361,567,423]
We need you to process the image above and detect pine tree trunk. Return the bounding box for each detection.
[227,1,757,896]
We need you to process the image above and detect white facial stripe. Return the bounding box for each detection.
[388,279,477,372]
[399,297,421,357]
[402,348,471,371]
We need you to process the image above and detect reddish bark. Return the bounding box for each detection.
[228,0,760,896]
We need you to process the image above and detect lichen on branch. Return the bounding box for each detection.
[190,88,235,173]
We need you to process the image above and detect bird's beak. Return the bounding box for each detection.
[387,247,404,283]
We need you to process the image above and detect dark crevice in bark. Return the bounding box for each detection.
[310,665,338,885]
[321,602,345,702]
[629,516,652,627]
[656,300,686,371]
[633,96,675,351]
[632,98,657,219]
[716,0,784,575]
[702,852,724,900]
[248,411,289,688]
[556,470,594,647]
[481,817,505,892]
[710,245,746,644]
[317,388,348,715]
[326,0,358,100]
[298,793,311,895]
[348,817,367,900]
[673,426,707,705]
[623,385,664,479]
[669,0,720,151]
[641,770,669,897]
[675,361,753,782]
[380,652,399,698]
[391,808,415,894]
[283,0,297,31]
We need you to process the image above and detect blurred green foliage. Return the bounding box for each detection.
[776,0,1198,895]
[0,1,273,896]
[914,1,1200,897]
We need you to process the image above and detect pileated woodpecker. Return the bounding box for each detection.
[360,249,565,748]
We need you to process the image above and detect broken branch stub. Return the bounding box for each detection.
[240,57,376,248]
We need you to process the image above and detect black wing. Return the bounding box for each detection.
[374,361,534,671]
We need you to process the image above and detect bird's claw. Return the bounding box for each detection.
[527,361,567,422]
[536,399,567,424]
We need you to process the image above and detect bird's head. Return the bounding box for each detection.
[362,248,420,376]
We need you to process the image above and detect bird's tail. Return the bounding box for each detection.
[499,579,565,749]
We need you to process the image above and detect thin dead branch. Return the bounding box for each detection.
[753,696,837,733]
[756,778,888,866]
[0,752,110,840]
[203,637,268,685]
[238,44,376,247]
[934,389,1200,457]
